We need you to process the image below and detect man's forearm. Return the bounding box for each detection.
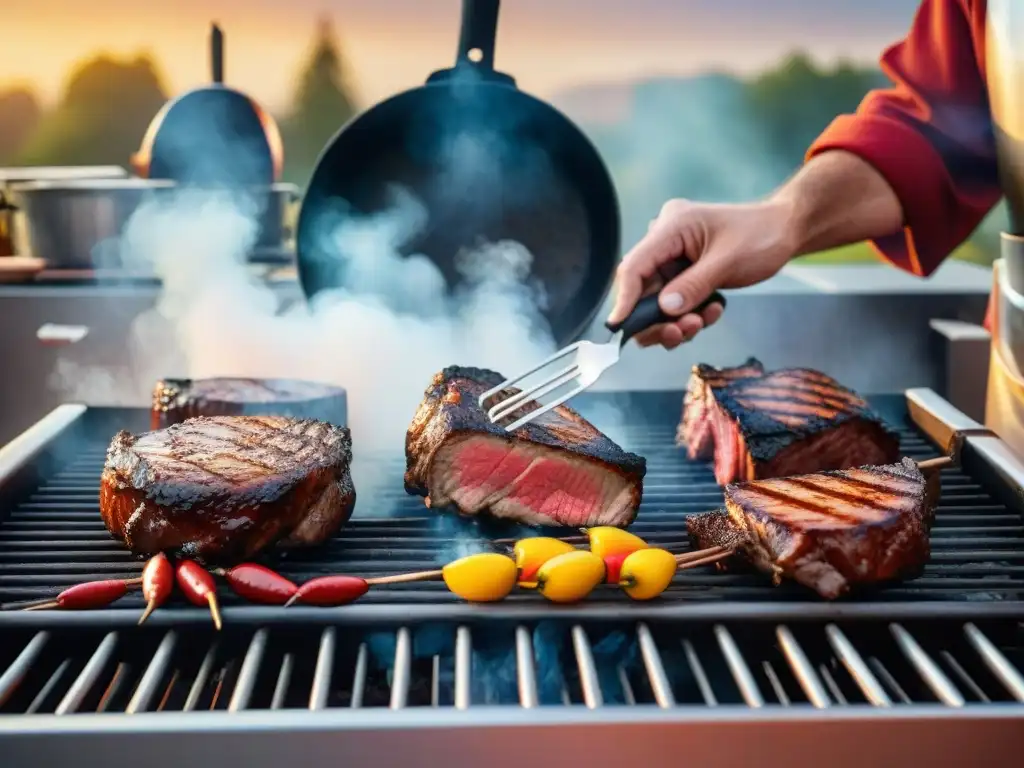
[771,150,906,257]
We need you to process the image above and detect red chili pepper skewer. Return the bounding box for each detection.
[213,563,298,605]
[22,578,138,611]
[138,553,174,625]
[175,560,223,630]
[283,575,369,607]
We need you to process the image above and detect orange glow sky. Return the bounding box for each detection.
[2,0,921,113]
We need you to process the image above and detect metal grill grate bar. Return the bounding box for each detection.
[964,623,1024,701]
[229,629,268,712]
[126,631,177,714]
[0,631,47,707]
[454,626,471,710]
[715,625,764,707]
[890,624,965,707]
[776,626,831,708]
[682,639,718,706]
[309,628,335,711]
[825,625,891,706]
[515,626,538,708]
[271,653,293,710]
[636,623,675,708]
[183,641,219,712]
[571,626,602,708]
[350,644,368,708]
[390,628,412,710]
[55,632,117,715]
[762,662,790,705]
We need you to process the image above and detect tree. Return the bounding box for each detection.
[0,88,42,165]
[281,17,358,185]
[745,52,886,170]
[17,54,168,167]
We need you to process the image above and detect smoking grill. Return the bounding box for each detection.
[0,388,1022,764]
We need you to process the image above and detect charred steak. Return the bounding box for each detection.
[405,366,646,527]
[100,415,355,563]
[677,358,765,459]
[685,509,748,572]
[707,458,934,599]
[706,367,899,485]
[151,378,347,430]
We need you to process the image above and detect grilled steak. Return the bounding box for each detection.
[719,458,933,599]
[405,366,646,527]
[100,415,355,563]
[151,378,347,430]
[677,358,765,459]
[707,368,899,485]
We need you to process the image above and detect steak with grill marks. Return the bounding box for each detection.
[707,368,899,485]
[151,377,347,430]
[677,358,765,459]
[100,415,355,563]
[710,458,934,599]
[405,366,646,527]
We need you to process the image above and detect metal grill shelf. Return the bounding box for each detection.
[1,393,1024,619]
[2,618,1023,715]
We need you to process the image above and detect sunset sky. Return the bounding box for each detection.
[2,0,921,113]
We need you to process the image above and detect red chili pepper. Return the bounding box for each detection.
[57,579,129,610]
[217,563,298,605]
[603,552,630,585]
[138,553,174,626]
[284,575,369,607]
[175,560,223,630]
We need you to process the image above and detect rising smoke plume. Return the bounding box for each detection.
[49,184,629,515]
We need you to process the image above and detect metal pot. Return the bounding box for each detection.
[10,179,298,269]
[0,167,129,258]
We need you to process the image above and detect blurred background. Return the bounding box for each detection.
[0,0,1006,266]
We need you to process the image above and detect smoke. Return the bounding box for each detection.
[49,182,608,519]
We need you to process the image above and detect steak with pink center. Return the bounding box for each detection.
[405,367,646,527]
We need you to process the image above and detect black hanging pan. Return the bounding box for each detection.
[132,23,283,187]
[296,0,619,345]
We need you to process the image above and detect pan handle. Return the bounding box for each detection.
[455,0,500,71]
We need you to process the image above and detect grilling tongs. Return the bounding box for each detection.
[480,286,726,431]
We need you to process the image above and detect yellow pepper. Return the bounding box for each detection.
[618,548,678,601]
[583,526,648,560]
[536,550,606,604]
[513,537,578,586]
[442,553,518,602]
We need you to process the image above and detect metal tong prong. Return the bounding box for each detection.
[478,344,590,431]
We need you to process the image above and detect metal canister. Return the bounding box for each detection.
[0,192,16,256]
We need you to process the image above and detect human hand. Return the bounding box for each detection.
[607,198,797,349]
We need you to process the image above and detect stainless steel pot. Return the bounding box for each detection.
[1,167,129,259]
[9,179,299,269]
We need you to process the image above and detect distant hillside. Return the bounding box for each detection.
[550,54,889,246]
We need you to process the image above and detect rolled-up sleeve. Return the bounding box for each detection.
[806,0,1001,276]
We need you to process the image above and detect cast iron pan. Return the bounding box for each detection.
[132,23,283,188]
[295,0,619,345]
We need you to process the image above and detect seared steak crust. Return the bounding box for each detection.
[405,366,646,527]
[151,377,347,430]
[685,509,747,572]
[100,415,355,563]
[677,358,764,458]
[708,367,900,484]
[719,457,933,599]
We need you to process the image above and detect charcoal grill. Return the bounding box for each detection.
[0,388,1022,766]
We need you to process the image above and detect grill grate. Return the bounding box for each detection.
[2,618,1023,714]
[0,394,1023,610]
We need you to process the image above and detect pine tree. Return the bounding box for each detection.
[283,17,358,184]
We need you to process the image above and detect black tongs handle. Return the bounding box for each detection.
[605,257,727,345]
